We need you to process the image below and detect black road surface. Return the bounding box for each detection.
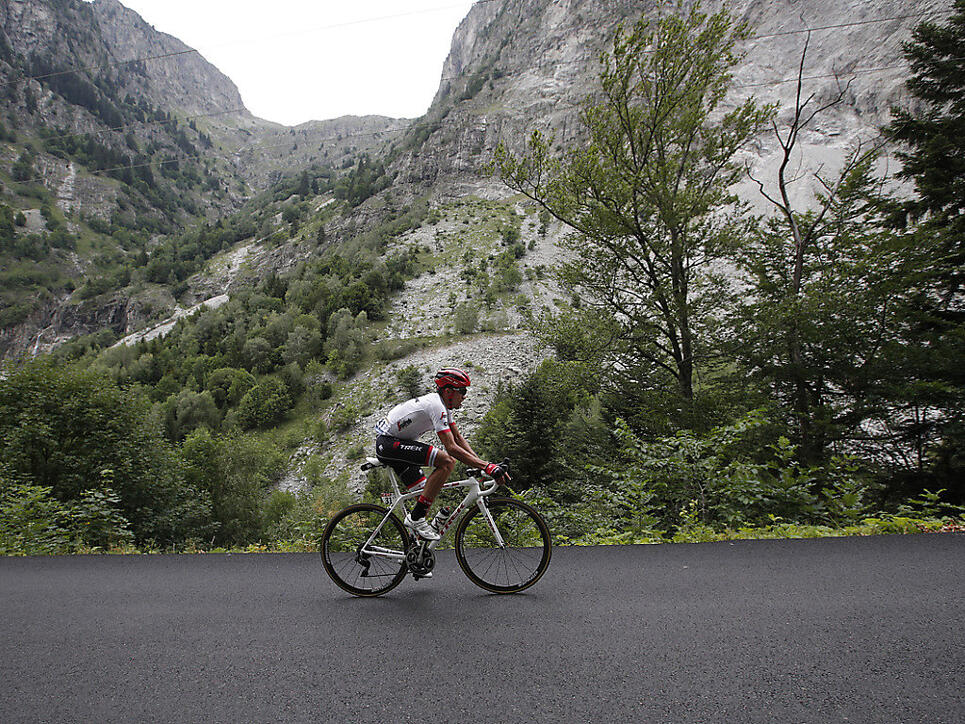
[1,534,963,724]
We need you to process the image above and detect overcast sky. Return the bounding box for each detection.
[108,0,478,126]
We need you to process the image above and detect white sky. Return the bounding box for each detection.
[105,0,478,125]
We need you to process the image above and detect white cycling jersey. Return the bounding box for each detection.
[374,392,452,441]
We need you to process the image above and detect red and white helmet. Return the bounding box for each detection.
[434,367,471,390]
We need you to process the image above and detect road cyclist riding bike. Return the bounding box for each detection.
[374,367,509,546]
[319,367,552,596]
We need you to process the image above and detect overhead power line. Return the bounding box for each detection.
[746,12,945,41]
[36,108,249,144]
[18,47,955,189]
[7,5,954,187]
[0,0,501,90]
[16,125,411,188]
[733,63,911,89]
[0,4,943,92]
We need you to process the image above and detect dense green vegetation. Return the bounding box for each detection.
[485,2,965,540]
[0,187,534,552]
[0,0,253,331]
[2,3,963,554]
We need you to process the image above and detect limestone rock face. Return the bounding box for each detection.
[88,0,249,117]
[391,0,952,200]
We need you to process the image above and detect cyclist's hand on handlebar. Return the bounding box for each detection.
[484,462,511,485]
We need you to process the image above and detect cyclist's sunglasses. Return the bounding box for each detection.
[451,387,468,396]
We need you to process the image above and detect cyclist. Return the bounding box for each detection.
[374,367,510,541]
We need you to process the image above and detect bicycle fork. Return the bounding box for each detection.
[477,499,507,548]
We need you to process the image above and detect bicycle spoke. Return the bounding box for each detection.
[455,498,551,593]
[321,505,409,596]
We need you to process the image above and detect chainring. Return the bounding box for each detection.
[405,544,436,576]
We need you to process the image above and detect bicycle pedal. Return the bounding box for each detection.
[412,572,433,580]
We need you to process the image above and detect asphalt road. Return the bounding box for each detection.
[1,534,963,724]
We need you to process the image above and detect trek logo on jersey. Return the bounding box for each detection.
[397,417,413,431]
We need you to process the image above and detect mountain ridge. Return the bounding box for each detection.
[0,0,954,364]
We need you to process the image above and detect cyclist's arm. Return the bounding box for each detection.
[449,422,481,459]
[437,429,511,482]
[436,429,487,469]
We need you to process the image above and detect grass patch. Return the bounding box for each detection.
[10,515,960,556]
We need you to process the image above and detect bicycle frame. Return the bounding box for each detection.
[361,458,503,561]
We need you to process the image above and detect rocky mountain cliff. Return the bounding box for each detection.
[86,0,409,187]
[388,0,951,204]
[0,0,407,356]
[88,0,247,117]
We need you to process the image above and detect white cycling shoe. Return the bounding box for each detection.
[403,513,440,541]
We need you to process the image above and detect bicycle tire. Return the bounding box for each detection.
[321,503,409,597]
[454,497,552,594]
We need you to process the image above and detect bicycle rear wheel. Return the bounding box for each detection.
[454,497,552,593]
[321,503,409,597]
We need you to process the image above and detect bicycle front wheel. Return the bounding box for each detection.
[454,497,552,593]
[321,503,409,597]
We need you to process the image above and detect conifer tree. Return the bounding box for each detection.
[884,1,965,495]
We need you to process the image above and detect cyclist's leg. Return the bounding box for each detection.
[374,435,456,518]
[375,436,430,482]
[419,450,454,508]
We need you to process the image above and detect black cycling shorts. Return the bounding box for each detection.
[375,435,441,489]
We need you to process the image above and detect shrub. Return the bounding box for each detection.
[66,484,135,549]
[395,365,423,400]
[182,429,285,546]
[0,359,204,544]
[163,389,221,440]
[597,410,870,531]
[206,367,256,409]
[0,481,72,555]
[454,302,478,334]
[237,378,292,430]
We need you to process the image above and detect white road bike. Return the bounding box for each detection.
[320,458,552,596]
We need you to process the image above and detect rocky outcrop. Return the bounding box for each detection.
[391,0,953,197]
[89,0,249,117]
[0,293,137,357]
[229,115,411,190]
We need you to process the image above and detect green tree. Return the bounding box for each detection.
[453,302,479,334]
[475,360,605,498]
[181,429,271,545]
[884,2,965,497]
[162,389,221,440]
[0,204,15,247]
[0,360,206,543]
[737,152,918,464]
[205,367,257,409]
[237,378,292,430]
[495,2,771,403]
[0,480,72,555]
[324,308,367,377]
[887,1,965,297]
[282,325,323,367]
[243,335,274,374]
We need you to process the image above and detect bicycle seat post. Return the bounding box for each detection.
[388,468,402,500]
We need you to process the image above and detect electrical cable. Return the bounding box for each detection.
[6,6,956,186]
[0,3,943,90]
[34,108,249,144]
[15,49,954,189]
[0,0,500,89]
[14,126,411,187]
